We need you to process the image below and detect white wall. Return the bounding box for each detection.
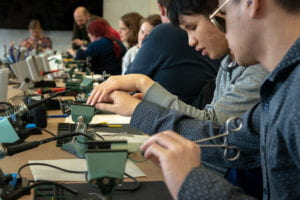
[103,0,159,30]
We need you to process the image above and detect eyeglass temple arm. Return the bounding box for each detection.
[209,0,231,19]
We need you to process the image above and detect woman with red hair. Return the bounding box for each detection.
[75,18,126,75]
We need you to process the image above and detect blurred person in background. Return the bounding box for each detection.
[122,14,162,74]
[88,16,121,41]
[118,12,144,49]
[19,19,52,53]
[74,18,126,75]
[72,6,93,50]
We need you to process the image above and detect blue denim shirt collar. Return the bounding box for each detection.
[267,37,300,82]
[260,37,300,99]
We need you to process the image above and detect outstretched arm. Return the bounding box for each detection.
[94,91,141,116]
[143,65,268,125]
[87,74,154,105]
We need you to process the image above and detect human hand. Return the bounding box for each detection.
[72,39,84,46]
[141,131,201,200]
[87,74,154,105]
[133,93,144,100]
[95,91,141,116]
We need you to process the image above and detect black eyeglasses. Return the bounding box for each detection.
[209,0,230,32]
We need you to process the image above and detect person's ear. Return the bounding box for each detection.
[247,0,262,18]
[157,3,166,17]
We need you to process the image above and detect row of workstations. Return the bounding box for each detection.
[0,82,171,200]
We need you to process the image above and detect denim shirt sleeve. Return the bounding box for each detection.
[131,101,261,169]
[178,166,257,200]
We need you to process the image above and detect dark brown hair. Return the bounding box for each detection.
[157,0,172,8]
[168,0,218,27]
[142,14,162,27]
[273,0,300,12]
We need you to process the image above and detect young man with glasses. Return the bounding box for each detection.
[140,0,300,200]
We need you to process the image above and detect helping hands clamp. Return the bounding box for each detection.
[61,104,96,158]
[61,103,130,199]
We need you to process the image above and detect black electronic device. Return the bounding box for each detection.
[23,95,47,128]
[44,99,61,110]
[34,80,56,88]
[0,167,78,200]
[34,182,173,200]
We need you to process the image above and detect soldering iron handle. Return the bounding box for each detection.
[26,91,66,110]
[5,141,40,156]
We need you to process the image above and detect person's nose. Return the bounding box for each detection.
[188,35,198,48]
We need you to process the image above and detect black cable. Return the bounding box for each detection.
[40,128,56,136]
[18,166,139,195]
[17,163,87,179]
[27,91,67,110]
[115,172,141,192]
[95,133,105,141]
[6,132,94,156]
[17,159,139,193]
[88,172,141,193]
[85,171,89,182]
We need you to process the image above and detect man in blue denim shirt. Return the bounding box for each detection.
[135,0,300,199]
